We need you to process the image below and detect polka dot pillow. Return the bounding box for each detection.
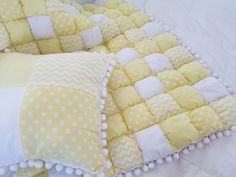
[0,52,115,176]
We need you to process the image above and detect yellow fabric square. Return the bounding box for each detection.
[0,23,10,50]
[108,136,143,173]
[51,12,76,36]
[164,46,194,69]
[112,86,142,110]
[89,45,110,53]
[124,28,147,45]
[178,61,209,84]
[104,9,122,19]
[105,0,123,9]
[15,42,40,55]
[123,103,155,132]
[60,32,84,52]
[135,39,160,57]
[93,7,108,14]
[124,59,151,83]
[21,0,47,16]
[159,113,199,150]
[107,35,131,53]
[146,94,183,122]
[169,86,204,111]
[108,69,131,90]
[99,19,120,42]
[103,93,119,116]
[116,3,137,16]
[153,33,178,52]
[188,106,223,137]
[83,4,97,12]
[115,16,136,33]
[80,10,93,17]
[75,15,95,32]
[106,113,128,141]
[157,70,188,90]
[130,12,150,27]
[0,0,24,21]
[37,38,62,54]
[5,19,34,45]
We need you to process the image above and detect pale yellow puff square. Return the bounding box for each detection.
[169,86,204,111]
[115,16,136,33]
[89,45,110,53]
[153,33,178,52]
[116,3,137,16]
[93,7,108,14]
[124,59,151,83]
[15,42,40,55]
[159,113,199,150]
[0,23,10,50]
[135,39,160,57]
[5,19,34,45]
[130,12,150,27]
[157,70,188,91]
[103,93,120,116]
[123,103,155,132]
[37,38,63,54]
[112,86,142,110]
[21,0,47,16]
[104,0,123,9]
[80,10,93,17]
[99,19,120,42]
[178,61,209,85]
[0,0,24,21]
[60,32,84,52]
[124,28,147,45]
[106,35,131,53]
[83,4,97,12]
[75,15,96,32]
[108,69,131,90]
[106,113,128,141]
[104,9,122,19]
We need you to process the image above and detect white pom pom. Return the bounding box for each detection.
[223,82,229,87]
[106,161,112,168]
[56,164,64,171]
[45,162,54,170]
[210,134,216,140]
[75,169,83,175]
[97,172,105,177]
[217,132,223,138]
[117,174,124,177]
[148,162,155,169]
[84,173,91,177]
[166,156,172,162]
[101,131,107,138]
[197,142,203,148]
[203,137,210,144]
[126,172,133,177]
[224,130,231,136]
[28,160,35,167]
[194,54,199,59]
[134,169,141,176]
[0,167,7,175]
[102,123,108,130]
[19,162,28,168]
[108,66,113,72]
[102,148,109,155]
[10,164,18,171]
[110,60,116,66]
[188,144,195,151]
[173,153,180,160]
[102,90,107,97]
[156,159,163,164]
[212,73,219,78]
[143,165,149,172]
[106,72,111,77]
[182,149,189,155]
[99,104,104,110]
[34,160,43,169]
[102,139,107,146]
[100,99,105,105]
[231,126,236,132]
[228,87,234,94]
[65,167,74,174]
[101,114,107,121]
[199,60,204,64]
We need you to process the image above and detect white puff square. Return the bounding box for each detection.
[134,76,165,100]
[141,22,164,38]
[27,16,56,40]
[144,53,173,74]
[193,77,229,103]
[63,4,80,16]
[89,14,109,24]
[134,124,173,162]
[80,26,103,48]
[116,48,139,66]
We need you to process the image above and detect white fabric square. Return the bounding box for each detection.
[144,53,173,74]
[90,14,109,24]
[0,87,25,164]
[134,76,165,100]
[141,22,164,38]
[80,26,103,48]
[116,48,139,66]
[27,16,56,40]
[193,77,229,103]
[134,124,173,162]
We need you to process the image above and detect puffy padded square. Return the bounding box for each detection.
[80,26,103,48]
[159,113,199,150]
[123,103,155,132]
[89,45,110,53]
[141,22,164,38]
[99,19,120,42]
[93,6,108,14]
[21,0,47,16]
[27,16,56,40]
[108,136,143,172]
[0,0,24,21]
[104,0,123,8]
[0,23,10,50]
[178,61,209,84]
[112,86,142,110]
[116,3,136,16]
[107,35,131,53]
[164,46,193,69]
[5,19,34,45]
[83,4,97,12]
[170,86,204,111]
[157,70,188,90]
[116,48,139,66]
[210,96,236,128]
[146,94,183,122]
[75,15,96,32]
[15,42,40,55]
[60,32,84,52]
[37,38,62,54]
[144,53,173,74]
[50,12,76,36]
[130,12,150,27]
[124,59,151,83]
[106,113,128,141]
[115,16,136,33]
[135,39,160,57]
[134,125,173,162]
[108,69,130,90]
[124,28,147,45]
[188,106,223,137]
[103,93,119,116]
[89,14,109,24]
[193,77,229,104]
[153,33,178,52]
[104,9,122,19]
[134,76,165,100]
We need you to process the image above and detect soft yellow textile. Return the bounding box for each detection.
[108,69,131,90]
[153,33,178,52]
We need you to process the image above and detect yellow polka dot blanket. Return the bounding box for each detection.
[0,0,236,177]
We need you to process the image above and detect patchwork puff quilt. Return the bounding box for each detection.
[0,0,236,177]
